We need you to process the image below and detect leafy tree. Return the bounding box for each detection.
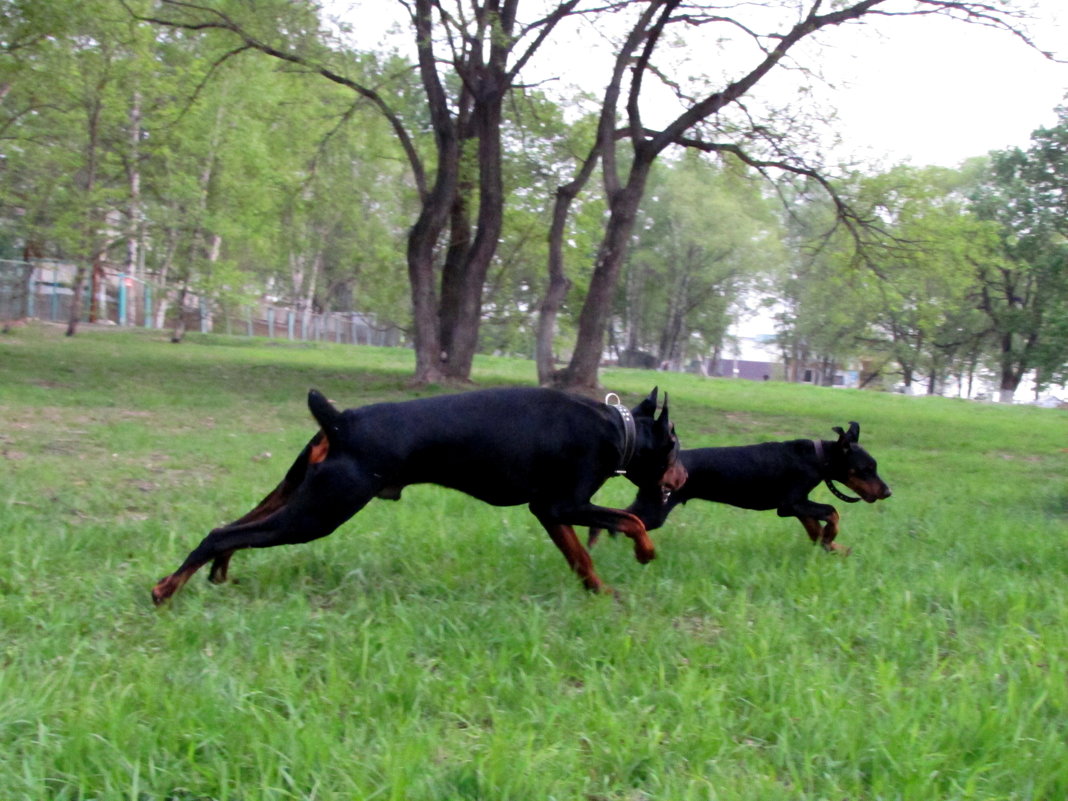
[618,153,783,369]
[772,184,878,386]
[969,110,1068,398]
[541,0,1051,392]
[857,165,991,394]
[2,1,416,338]
[1,0,153,334]
[131,0,586,383]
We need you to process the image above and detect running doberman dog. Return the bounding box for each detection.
[588,422,890,554]
[151,387,687,604]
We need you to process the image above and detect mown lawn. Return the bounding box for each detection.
[1,323,1066,800]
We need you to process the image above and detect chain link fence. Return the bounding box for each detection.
[0,259,401,346]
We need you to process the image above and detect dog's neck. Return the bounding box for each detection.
[604,394,636,474]
[811,439,861,504]
[812,439,830,473]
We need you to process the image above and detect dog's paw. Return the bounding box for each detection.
[634,544,656,564]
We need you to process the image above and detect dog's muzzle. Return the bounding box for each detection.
[659,460,688,503]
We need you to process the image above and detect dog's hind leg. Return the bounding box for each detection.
[205,431,331,585]
[153,456,372,605]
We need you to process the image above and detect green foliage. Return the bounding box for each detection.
[970,109,1068,391]
[855,165,994,391]
[776,148,1068,396]
[1,0,418,325]
[2,324,1066,799]
[622,154,784,363]
[771,178,880,384]
[2,1,1066,392]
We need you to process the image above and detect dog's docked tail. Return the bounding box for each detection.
[308,389,342,438]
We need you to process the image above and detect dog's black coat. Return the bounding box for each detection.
[591,422,890,552]
[152,386,686,603]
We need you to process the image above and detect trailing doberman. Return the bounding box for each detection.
[588,422,890,554]
[152,387,687,604]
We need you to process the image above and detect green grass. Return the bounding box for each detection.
[1,323,1066,800]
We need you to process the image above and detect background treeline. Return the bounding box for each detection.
[2,0,1066,400]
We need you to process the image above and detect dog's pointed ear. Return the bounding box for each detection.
[656,392,670,427]
[308,389,341,435]
[832,422,860,449]
[634,386,659,417]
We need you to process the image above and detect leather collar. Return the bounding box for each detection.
[605,393,636,475]
[812,439,861,503]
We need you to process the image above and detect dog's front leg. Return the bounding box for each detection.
[607,512,656,564]
[542,523,608,592]
[796,509,850,554]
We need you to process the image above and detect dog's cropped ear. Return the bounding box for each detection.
[308,389,342,436]
[634,386,659,418]
[832,421,860,448]
[656,392,671,427]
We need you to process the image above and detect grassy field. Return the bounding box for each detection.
[1,323,1066,801]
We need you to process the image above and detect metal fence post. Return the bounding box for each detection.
[118,275,128,326]
[50,266,59,321]
[25,265,35,318]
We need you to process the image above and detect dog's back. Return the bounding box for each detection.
[334,388,621,506]
[672,441,821,510]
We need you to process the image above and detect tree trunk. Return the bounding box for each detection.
[534,187,573,382]
[406,0,461,385]
[201,233,222,333]
[67,92,103,337]
[998,332,1021,403]
[438,28,509,381]
[126,90,143,284]
[153,230,179,329]
[171,282,188,343]
[535,147,599,385]
[555,165,652,391]
[438,178,473,366]
[658,261,692,365]
[66,265,88,337]
[89,258,105,323]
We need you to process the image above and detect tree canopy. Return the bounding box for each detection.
[1,0,1064,398]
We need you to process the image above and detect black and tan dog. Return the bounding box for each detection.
[589,422,890,554]
[152,387,687,603]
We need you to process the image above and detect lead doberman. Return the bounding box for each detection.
[589,422,890,554]
[152,387,687,604]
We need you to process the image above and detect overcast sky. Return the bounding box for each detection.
[816,1,1067,167]
[337,1,1067,169]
